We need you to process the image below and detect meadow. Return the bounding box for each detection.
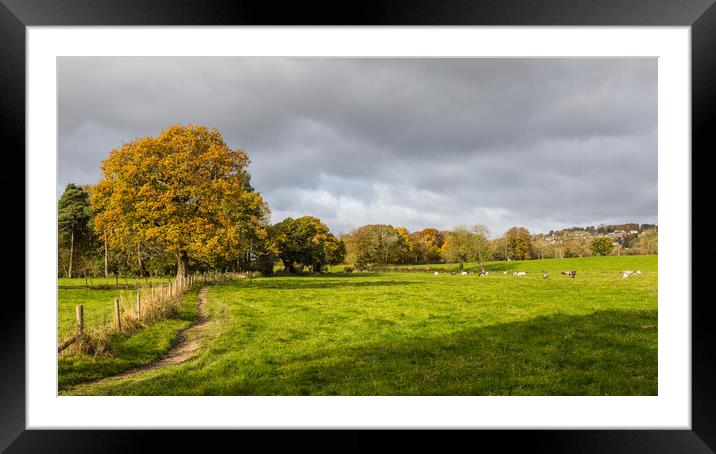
[61,255,657,396]
[58,278,176,341]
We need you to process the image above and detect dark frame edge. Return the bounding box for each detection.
[4,0,714,452]
[0,0,26,452]
[691,1,716,452]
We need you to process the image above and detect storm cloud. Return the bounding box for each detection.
[58,57,657,236]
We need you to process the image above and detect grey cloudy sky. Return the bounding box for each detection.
[58,57,657,236]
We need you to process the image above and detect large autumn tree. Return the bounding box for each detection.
[91,124,270,288]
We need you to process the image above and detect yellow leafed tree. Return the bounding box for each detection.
[91,124,270,287]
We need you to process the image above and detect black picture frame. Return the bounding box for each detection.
[3,0,713,452]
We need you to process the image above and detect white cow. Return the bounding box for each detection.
[434,271,440,276]
[513,271,526,277]
[461,271,468,276]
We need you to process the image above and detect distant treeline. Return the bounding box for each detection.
[338,223,657,270]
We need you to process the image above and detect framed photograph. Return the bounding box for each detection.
[5,0,713,451]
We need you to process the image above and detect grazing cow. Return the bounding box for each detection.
[479,271,490,276]
[622,271,630,279]
[503,271,508,275]
[542,271,549,279]
[623,270,641,278]
[635,270,642,275]
[513,271,526,277]
[561,270,576,278]
[461,271,468,276]
[434,271,440,276]
[451,271,457,276]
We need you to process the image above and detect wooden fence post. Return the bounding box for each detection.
[76,304,84,333]
[114,298,122,333]
[136,291,141,319]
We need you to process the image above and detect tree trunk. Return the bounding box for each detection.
[136,244,144,277]
[104,232,109,278]
[68,230,74,279]
[176,252,189,290]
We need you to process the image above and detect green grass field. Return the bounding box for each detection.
[62,255,657,396]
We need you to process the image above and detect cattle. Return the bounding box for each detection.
[461,271,468,276]
[434,271,440,276]
[479,271,489,276]
[560,270,576,278]
[542,271,549,279]
[451,271,457,276]
[513,271,526,276]
[623,270,641,278]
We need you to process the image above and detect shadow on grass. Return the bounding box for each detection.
[241,279,418,290]
[249,309,658,396]
[68,309,658,396]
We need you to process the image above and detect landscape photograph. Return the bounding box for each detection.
[56,57,657,396]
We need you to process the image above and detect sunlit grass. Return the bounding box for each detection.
[64,256,657,396]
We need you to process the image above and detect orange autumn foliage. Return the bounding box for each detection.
[91,124,270,281]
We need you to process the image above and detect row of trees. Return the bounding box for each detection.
[340,225,536,269]
[58,124,658,279]
[338,224,657,269]
[340,224,489,269]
